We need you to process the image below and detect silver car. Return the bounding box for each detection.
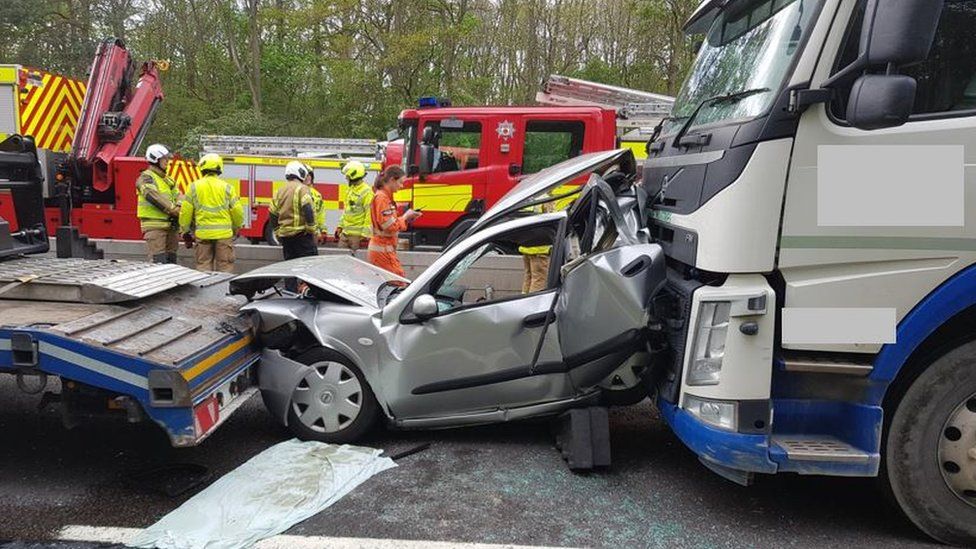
[231,149,666,442]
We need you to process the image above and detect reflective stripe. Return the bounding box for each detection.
[39,341,149,389]
[197,224,233,230]
[195,203,231,213]
[380,217,397,230]
[368,243,397,253]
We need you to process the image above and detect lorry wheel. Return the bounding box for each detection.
[885,340,976,545]
[445,218,477,247]
[263,222,280,246]
[285,347,379,444]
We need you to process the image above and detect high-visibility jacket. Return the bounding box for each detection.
[309,185,327,233]
[179,174,244,240]
[339,181,373,237]
[136,166,180,231]
[270,180,316,238]
[369,188,407,254]
[518,202,553,255]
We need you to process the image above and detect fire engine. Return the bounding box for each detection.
[393,78,674,246]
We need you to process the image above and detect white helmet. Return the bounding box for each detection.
[145,144,171,164]
[285,160,309,182]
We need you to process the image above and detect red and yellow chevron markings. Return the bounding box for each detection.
[18,68,86,153]
[167,160,202,194]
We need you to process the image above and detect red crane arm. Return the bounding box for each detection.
[69,37,164,193]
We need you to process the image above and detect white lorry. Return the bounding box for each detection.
[646,0,976,544]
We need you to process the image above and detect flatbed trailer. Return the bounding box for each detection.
[0,257,260,446]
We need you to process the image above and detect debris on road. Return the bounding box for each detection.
[129,439,395,549]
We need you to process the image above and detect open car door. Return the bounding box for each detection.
[551,172,666,390]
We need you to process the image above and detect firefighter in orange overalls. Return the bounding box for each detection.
[368,166,421,277]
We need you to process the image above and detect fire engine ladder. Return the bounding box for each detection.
[536,75,675,132]
[200,135,379,159]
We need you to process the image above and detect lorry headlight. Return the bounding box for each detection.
[684,395,737,431]
[687,301,730,386]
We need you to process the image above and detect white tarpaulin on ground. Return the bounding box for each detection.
[129,440,396,549]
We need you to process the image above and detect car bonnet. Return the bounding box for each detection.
[229,255,409,308]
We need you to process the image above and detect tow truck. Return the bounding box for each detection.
[0,37,260,446]
[645,0,976,543]
[0,134,259,445]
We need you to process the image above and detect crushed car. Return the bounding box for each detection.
[230,149,667,442]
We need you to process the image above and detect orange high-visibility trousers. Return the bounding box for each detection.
[367,247,404,277]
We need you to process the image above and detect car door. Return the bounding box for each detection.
[555,176,666,389]
[382,216,573,420]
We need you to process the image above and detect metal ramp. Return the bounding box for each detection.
[0,257,218,304]
[536,75,675,130]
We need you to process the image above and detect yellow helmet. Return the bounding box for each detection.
[341,160,366,182]
[198,153,223,174]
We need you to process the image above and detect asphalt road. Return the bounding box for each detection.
[0,376,937,549]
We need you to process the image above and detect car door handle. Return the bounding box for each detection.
[522,311,554,329]
[621,255,651,278]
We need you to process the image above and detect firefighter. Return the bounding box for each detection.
[519,201,554,294]
[270,160,318,261]
[335,160,373,253]
[368,166,420,277]
[137,144,181,264]
[303,162,329,243]
[179,153,243,273]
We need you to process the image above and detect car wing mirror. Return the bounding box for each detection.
[412,294,438,320]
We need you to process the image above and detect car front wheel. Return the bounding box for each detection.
[285,347,379,443]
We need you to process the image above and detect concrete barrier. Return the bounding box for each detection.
[62,239,528,300]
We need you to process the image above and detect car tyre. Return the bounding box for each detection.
[285,347,379,444]
[598,353,652,406]
[885,340,976,546]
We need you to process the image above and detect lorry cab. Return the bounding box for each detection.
[395,102,617,247]
[645,0,976,543]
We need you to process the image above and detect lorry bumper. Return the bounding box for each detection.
[657,396,778,475]
[658,396,882,479]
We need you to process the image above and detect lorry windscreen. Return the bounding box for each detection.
[664,0,820,136]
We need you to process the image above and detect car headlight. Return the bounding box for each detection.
[687,301,730,386]
[684,395,737,431]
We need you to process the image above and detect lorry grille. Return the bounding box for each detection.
[652,270,703,404]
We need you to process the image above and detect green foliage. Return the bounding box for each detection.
[1,0,702,149]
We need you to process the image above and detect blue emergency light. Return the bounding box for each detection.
[418,96,451,108]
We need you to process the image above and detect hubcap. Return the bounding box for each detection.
[938,394,976,508]
[291,361,363,434]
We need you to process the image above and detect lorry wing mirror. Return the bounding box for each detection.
[386,129,400,141]
[824,0,942,88]
[859,0,942,67]
[847,74,916,131]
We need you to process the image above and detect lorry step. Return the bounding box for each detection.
[771,435,870,463]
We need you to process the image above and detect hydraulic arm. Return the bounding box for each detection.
[69,37,164,194]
